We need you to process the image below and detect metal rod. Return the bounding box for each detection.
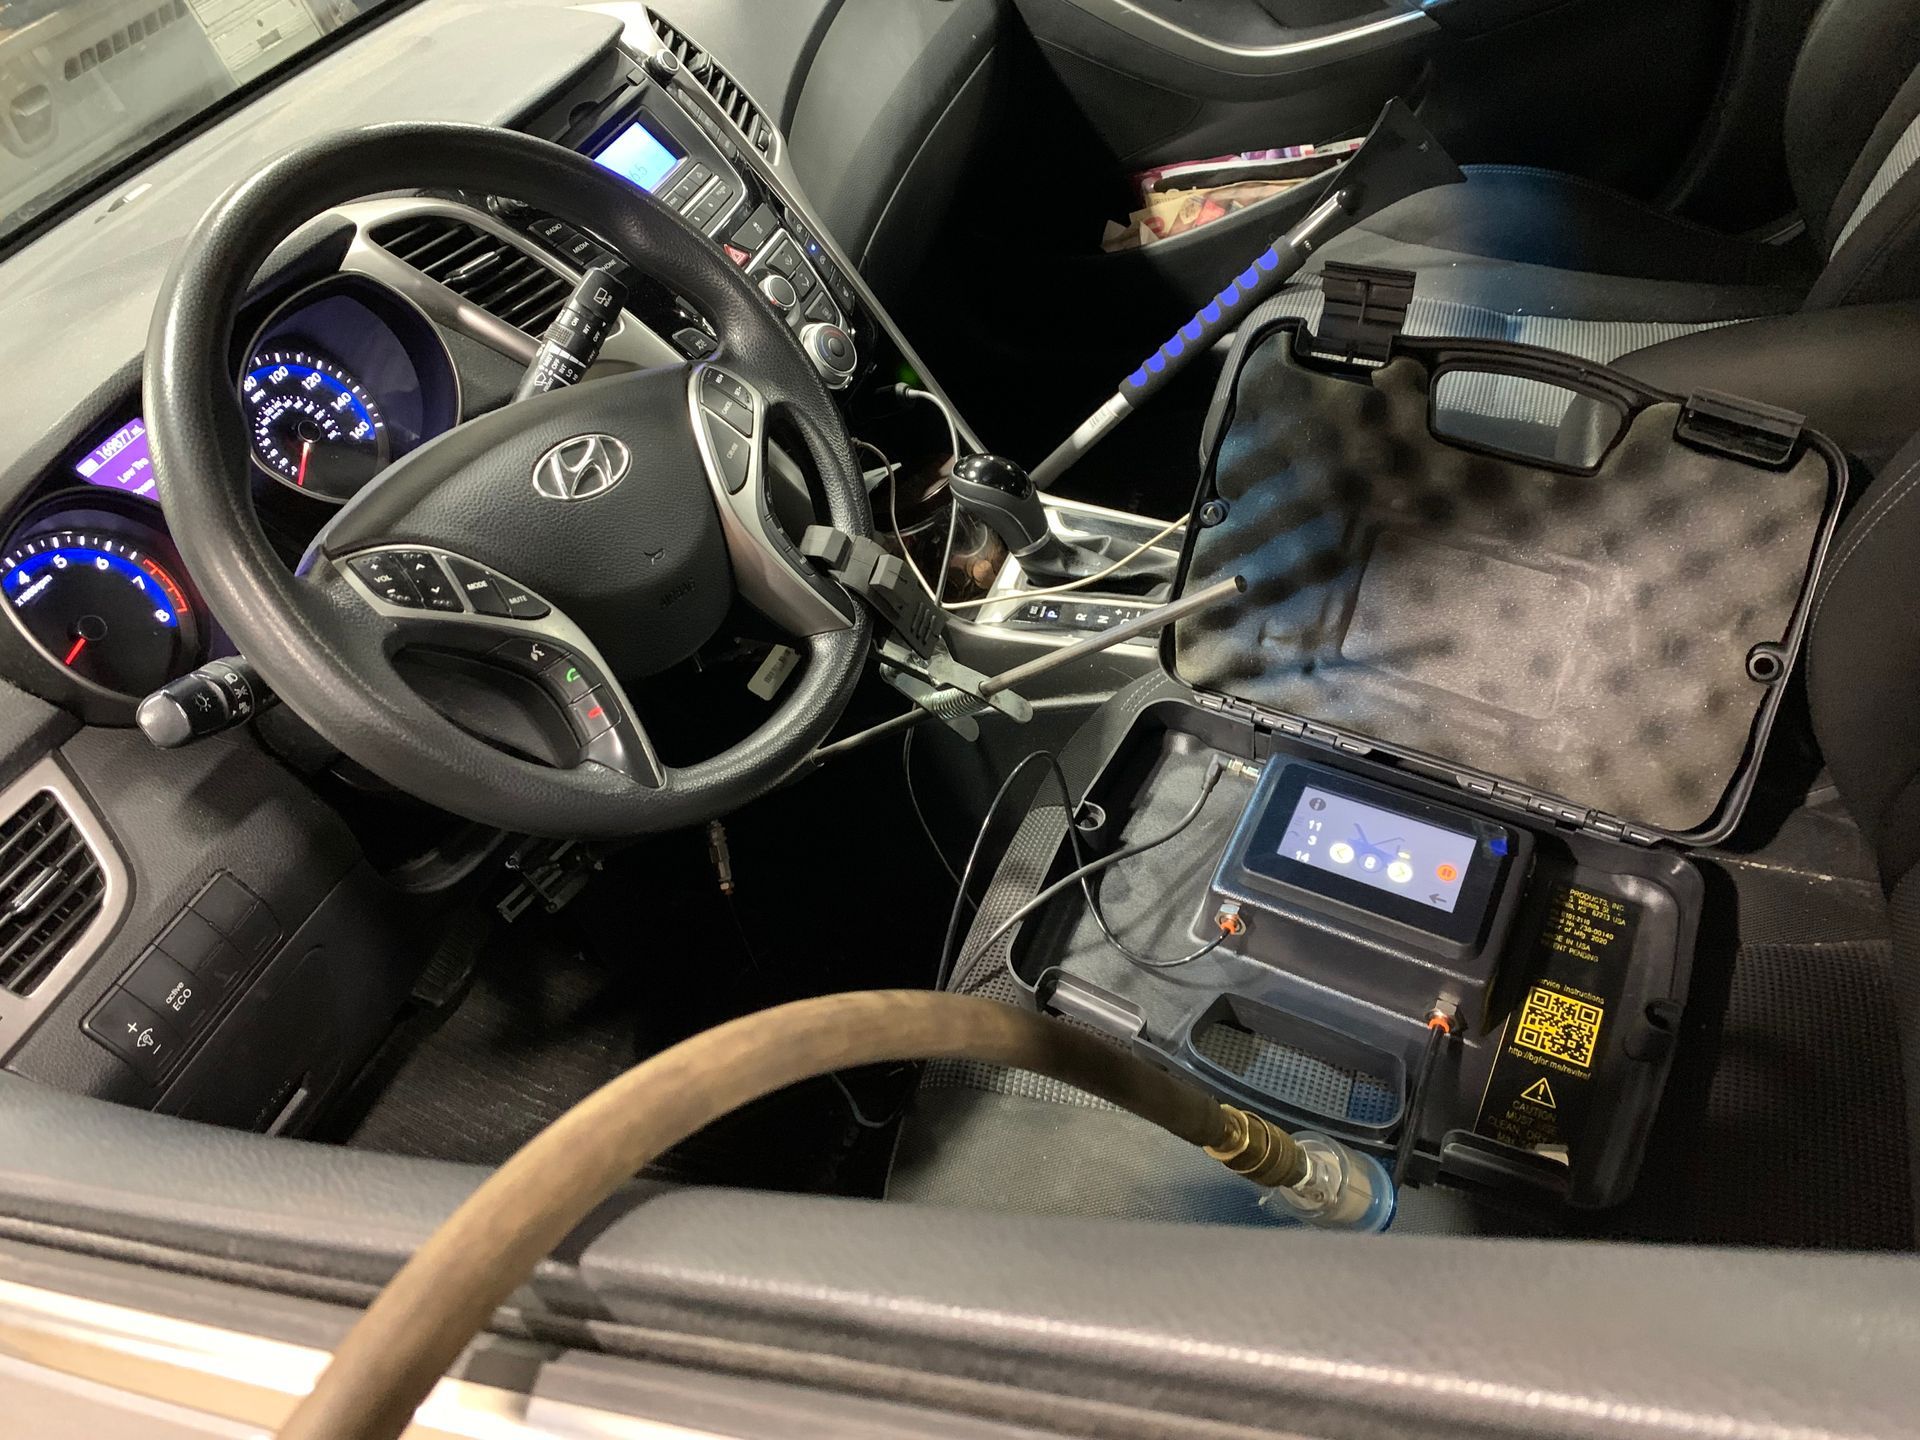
[1029,192,1348,491]
[978,574,1246,699]
[811,707,929,761]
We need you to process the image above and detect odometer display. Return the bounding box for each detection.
[2,531,198,696]
[243,349,390,502]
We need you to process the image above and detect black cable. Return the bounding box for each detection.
[901,727,962,889]
[1391,1019,1448,1188]
[954,760,1229,980]
[932,751,1078,995]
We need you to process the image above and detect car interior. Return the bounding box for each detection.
[1,0,1919,1433]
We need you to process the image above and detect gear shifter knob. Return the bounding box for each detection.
[948,453,1053,557]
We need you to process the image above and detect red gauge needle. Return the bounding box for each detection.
[63,635,88,666]
[295,438,313,488]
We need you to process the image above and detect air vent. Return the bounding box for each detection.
[370,216,573,338]
[0,790,105,997]
[649,11,773,151]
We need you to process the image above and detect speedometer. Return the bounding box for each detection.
[2,530,199,696]
[242,350,390,502]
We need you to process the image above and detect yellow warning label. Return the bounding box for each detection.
[1520,1077,1556,1108]
[1512,984,1605,1070]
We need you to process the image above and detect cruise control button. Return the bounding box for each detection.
[569,688,620,740]
[441,556,511,617]
[122,949,217,1034]
[348,554,420,608]
[705,419,753,494]
[84,989,181,1083]
[701,367,754,410]
[701,393,755,439]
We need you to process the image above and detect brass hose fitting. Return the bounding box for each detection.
[1206,1102,1309,1189]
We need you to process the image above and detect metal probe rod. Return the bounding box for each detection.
[978,574,1246,698]
[1028,194,1348,491]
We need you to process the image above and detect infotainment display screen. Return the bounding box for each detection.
[73,417,157,498]
[594,121,682,194]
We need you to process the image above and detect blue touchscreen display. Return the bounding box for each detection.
[1278,785,1479,913]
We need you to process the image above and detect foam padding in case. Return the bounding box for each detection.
[1176,340,1832,835]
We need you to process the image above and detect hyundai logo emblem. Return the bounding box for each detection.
[532,434,631,501]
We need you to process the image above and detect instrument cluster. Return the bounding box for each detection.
[2,274,462,704]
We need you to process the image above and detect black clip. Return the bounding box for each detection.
[1305,262,1417,368]
[1675,391,1804,469]
[799,526,945,657]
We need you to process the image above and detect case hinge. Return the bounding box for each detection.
[1304,262,1417,368]
[1675,391,1805,469]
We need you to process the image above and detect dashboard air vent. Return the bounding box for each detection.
[370,216,572,338]
[649,11,773,152]
[0,789,105,997]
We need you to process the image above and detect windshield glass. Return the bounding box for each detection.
[1,0,383,243]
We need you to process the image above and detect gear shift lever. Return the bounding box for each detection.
[947,454,1076,574]
[947,453,1179,592]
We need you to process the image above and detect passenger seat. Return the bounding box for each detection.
[1258,0,1920,471]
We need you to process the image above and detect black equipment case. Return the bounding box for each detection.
[970,271,1849,1214]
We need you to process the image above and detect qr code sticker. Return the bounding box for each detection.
[1513,985,1604,1070]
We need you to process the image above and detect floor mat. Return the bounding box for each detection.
[1585,794,1912,1247]
[331,737,949,1193]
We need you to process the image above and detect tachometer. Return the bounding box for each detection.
[243,349,390,502]
[2,531,199,696]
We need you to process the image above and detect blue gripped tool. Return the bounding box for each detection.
[1029,99,1465,490]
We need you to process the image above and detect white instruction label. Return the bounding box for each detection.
[747,645,800,700]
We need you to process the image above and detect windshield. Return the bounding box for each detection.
[0,0,384,243]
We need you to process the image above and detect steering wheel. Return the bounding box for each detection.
[146,123,872,838]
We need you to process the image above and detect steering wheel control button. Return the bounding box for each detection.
[491,637,565,671]
[84,988,181,1083]
[705,419,754,494]
[499,581,551,620]
[441,556,512,617]
[568,688,620,741]
[546,660,596,704]
[757,273,797,312]
[702,392,756,440]
[122,949,215,1035]
[348,554,420,608]
[393,551,463,612]
[701,368,753,409]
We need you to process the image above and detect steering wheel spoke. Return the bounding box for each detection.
[325,546,664,788]
[688,362,856,639]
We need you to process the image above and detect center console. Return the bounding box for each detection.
[498,25,879,398]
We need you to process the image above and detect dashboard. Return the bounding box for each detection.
[0,1,953,717]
